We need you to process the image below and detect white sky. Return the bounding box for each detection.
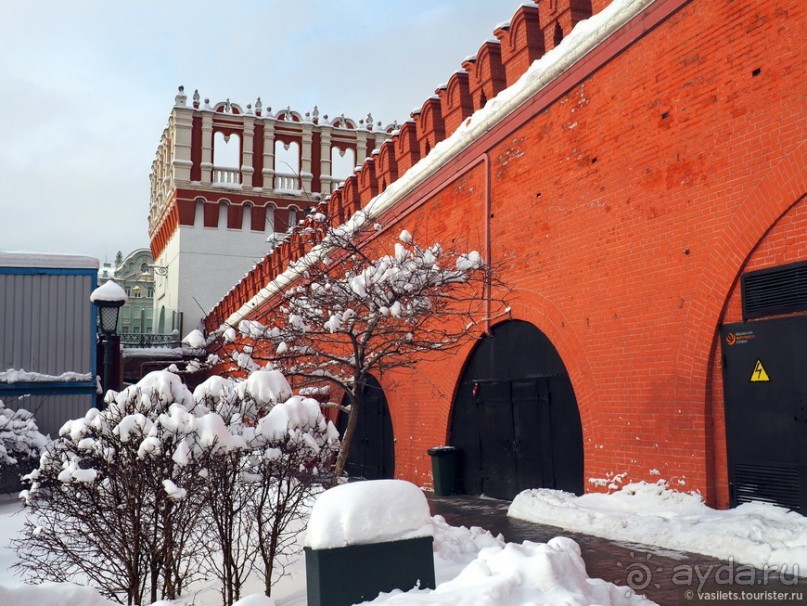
[0,1,524,265]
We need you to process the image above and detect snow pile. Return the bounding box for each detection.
[430,514,506,583]
[365,534,655,606]
[509,481,807,571]
[0,401,48,467]
[306,480,432,549]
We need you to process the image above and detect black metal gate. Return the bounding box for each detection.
[450,321,584,500]
[338,375,395,480]
[721,315,807,512]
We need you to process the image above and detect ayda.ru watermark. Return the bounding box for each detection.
[615,552,802,596]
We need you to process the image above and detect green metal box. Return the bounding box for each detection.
[305,535,435,606]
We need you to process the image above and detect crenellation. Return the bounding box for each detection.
[466,40,507,111]
[496,4,544,87]
[394,120,420,174]
[416,97,446,158]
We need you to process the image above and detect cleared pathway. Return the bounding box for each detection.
[427,493,806,606]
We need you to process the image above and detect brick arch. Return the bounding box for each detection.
[433,287,597,471]
[673,143,806,500]
[676,144,806,398]
[503,291,598,448]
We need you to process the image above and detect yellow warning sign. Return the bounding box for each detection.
[750,359,770,383]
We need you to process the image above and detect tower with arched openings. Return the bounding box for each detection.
[148,87,392,334]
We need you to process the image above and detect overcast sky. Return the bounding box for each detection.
[0,1,524,265]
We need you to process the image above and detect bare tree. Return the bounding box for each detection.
[13,370,338,605]
[12,379,209,605]
[221,216,508,484]
[250,427,327,597]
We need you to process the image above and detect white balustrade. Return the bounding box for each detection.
[274,173,300,191]
[213,167,241,185]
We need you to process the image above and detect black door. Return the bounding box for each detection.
[478,380,517,499]
[450,321,584,500]
[338,375,395,480]
[721,316,807,512]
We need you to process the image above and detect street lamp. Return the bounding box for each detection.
[91,281,128,402]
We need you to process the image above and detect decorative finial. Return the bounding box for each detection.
[225,98,231,113]
[204,98,211,109]
[175,85,187,106]
[313,105,319,119]
[247,103,253,115]
[366,113,373,130]
[255,97,262,116]
[192,89,200,109]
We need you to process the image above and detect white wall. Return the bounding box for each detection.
[154,222,271,334]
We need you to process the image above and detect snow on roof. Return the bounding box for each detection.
[0,369,92,384]
[221,0,654,331]
[0,251,99,270]
[90,280,128,303]
[305,480,432,550]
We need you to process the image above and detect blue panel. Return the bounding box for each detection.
[0,383,97,396]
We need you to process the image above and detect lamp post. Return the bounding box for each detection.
[91,281,128,405]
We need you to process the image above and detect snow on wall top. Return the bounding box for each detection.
[0,251,99,270]
[90,280,128,303]
[220,0,655,331]
[305,480,433,550]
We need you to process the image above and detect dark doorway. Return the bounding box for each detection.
[338,375,395,480]
[450,320,584,500]
[721,316,807,512]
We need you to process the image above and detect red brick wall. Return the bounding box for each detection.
[216,0,805,506]
[383,0,803,503]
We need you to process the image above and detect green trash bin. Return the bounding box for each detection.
[428,446,458,496]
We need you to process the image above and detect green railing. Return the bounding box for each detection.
[120,333,181,349]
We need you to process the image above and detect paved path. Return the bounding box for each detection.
[427,494,806,606]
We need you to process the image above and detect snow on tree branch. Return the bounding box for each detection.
[214,221,509,484]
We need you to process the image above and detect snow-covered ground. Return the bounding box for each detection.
[509,481,807,572]
[0,487,655,606]
[3,480,807,605]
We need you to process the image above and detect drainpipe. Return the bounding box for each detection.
[482,153,492,335]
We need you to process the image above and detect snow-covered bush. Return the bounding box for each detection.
[12,369,339,606]
[0,400,47,469]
